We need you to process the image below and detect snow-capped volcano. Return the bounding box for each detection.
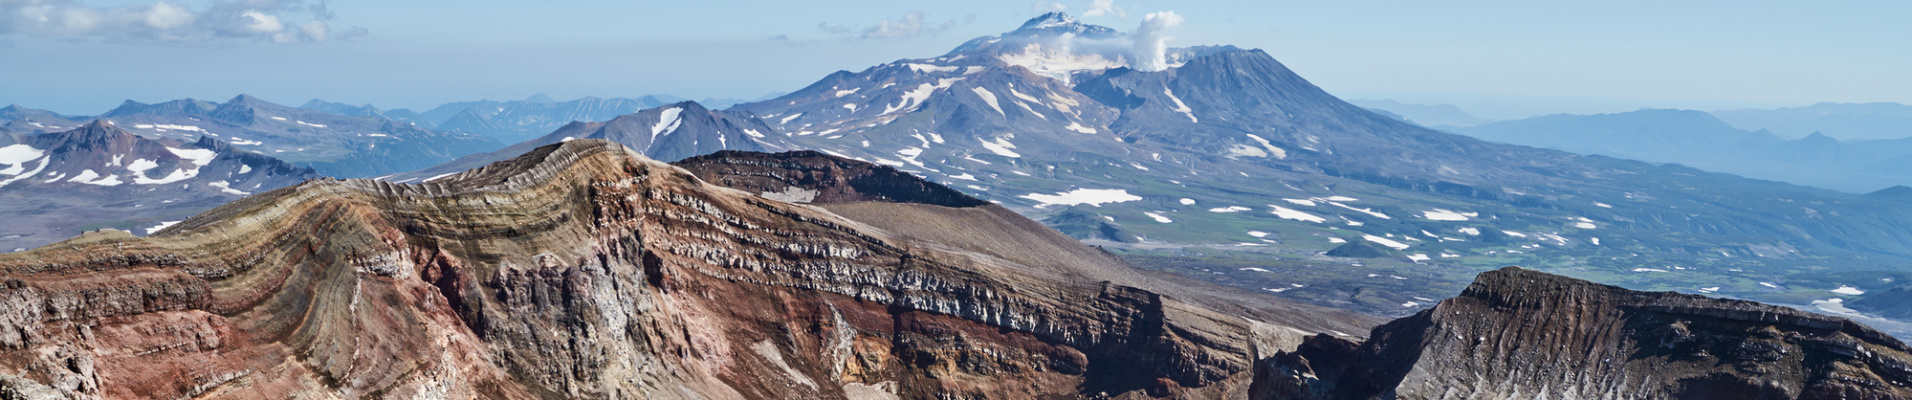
[725,12,1912,317]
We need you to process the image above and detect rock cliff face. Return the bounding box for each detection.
[0,139,1376,399]
[1253,267,1912,399]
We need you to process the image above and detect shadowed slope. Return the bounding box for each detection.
[1254,267,1912,399]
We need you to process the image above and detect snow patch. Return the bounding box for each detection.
[1421,209,1470,221]
[1270,206,1326,223]
[208,180,249,195]
[904,63,958,73]
[125,159,159,174]
[144,221,181,235]
[0,145,45,175]
[1179,198,1196,205]
[1329,202,1390,219]
[1833,286,1866,295]
[1064,122,1096,134]
[1020,188,1141,208]
[1143,212,1173,223]
[1363,235,1410,250]
[1208,206,1251,213]
[132,123,206,132]
[970,87,1004,116]
[651,107,685,140]
[978,137,1021,158]
[1163,88,1197,122]
[1243,134,1286,159]
[166,147,218,166]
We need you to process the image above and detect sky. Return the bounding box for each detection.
[2,0,1907,120]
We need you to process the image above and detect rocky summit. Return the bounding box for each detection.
[1254,267,1912,399]
[0,139,1377,399]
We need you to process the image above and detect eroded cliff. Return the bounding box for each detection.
[1254,267,1912,399]
[0,140,1376,399]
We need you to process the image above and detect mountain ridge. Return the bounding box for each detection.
[0,139,1376,398]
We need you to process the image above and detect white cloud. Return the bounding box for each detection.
[238,10,281,34]
[144,2,192,29]
[1083,0,1127,18]
[822,11,961,40]
[0,0,359,45]
[300,19,323,41]
[864,11,938,38]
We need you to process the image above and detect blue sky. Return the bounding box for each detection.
[3,0,1907,120]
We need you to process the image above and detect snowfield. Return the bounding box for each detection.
[1421,209,1472,221]
[1270,206,1326,223]
[1020,188,1141,208]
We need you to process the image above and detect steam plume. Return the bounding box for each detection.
[1129,11,1183,72]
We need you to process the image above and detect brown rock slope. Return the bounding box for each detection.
[0,140,1376,399]
[1254,267,1912,399]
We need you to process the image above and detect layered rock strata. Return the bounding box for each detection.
[1254,267,1912,399]
[0,140,1374,399]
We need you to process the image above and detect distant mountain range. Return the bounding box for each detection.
[1454,108,1912,193]
[1713,102,1912,140]
[0,121,318,251]
[1347,99,1487,127]
[1,95,502,178]
[390,101,793,182]
[303,93,782,143]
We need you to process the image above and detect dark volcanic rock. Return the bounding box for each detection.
[1323,242,1390,258]
[1253,267,1912,399]
[673,150,988,207]
[1042,206,1139,243]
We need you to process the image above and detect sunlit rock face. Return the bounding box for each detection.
[0,139,1376,399]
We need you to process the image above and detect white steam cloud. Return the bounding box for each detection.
[1129,11,1183,72]
[0,0,364,45]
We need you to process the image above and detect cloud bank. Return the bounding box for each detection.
[0,0,365,45]
[817,11,971,40]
